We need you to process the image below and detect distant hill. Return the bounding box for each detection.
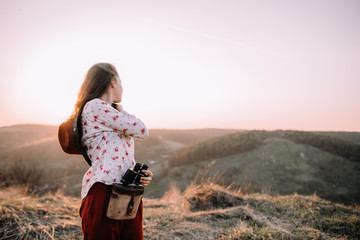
[0,124,58,155]
[168,130,360,166]
[159,130,360,205]
[0,124,237,196]
[0,125,238,164]
[1,124,360,205]
[315,131,360,145]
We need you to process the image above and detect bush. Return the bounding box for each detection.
[3,156,44,193]
[183,182,244,212]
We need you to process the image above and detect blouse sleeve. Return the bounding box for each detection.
[85,99,149,139]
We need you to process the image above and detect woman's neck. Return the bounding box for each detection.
[99,91,113,104]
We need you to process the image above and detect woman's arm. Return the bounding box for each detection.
[85,99,149,139]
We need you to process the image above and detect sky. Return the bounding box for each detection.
[0,0,359,131]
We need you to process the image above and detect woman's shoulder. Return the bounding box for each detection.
[87,98,107,105]
[84,98,109,110]
[82,98,106,117]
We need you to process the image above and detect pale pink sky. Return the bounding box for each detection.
[1,0,359,131]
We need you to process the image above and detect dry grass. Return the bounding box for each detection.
[0,187,82,240]
[143,178,360,240]
[183,182,244,212]
[1,180,359,240]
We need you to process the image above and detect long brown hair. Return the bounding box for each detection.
[71,63,119,120]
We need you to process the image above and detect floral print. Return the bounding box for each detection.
[80,98,149,199]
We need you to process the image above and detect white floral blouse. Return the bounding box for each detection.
[80,98,149,199]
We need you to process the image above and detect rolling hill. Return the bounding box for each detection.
[0,124,237,196]
[158,130,360,204]
[0,124,359,205]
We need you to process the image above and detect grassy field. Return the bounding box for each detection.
[1,179,359,240]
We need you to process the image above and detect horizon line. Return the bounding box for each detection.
[1,123,359,133]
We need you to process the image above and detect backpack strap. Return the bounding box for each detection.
[73,110,92,166]
[73,102,117,167]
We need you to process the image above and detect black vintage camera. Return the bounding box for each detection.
[121,163,149,186]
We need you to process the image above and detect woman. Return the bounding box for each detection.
[72,63,152,240]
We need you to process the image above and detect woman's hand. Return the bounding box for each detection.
[140,170,153,187]
[115,103,123,112]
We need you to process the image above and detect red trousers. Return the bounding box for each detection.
[79,182,143,240]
